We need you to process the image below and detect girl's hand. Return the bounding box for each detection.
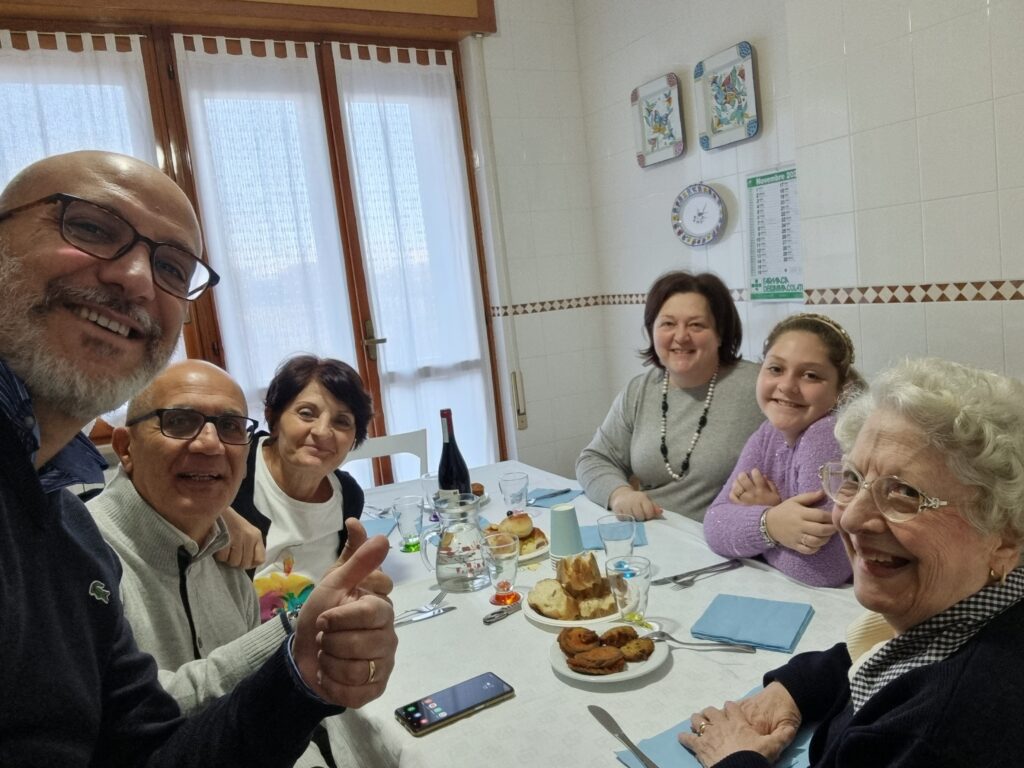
[729,469,781,507]
[763,490,834,554]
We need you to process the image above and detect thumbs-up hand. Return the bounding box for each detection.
[293,534,397,708]
[329,518,393,598]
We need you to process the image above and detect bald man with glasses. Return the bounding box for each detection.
[0,151,396,767]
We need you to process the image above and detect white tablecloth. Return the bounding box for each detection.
[325,461,861,767]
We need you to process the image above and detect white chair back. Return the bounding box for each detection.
[344,428,429,477]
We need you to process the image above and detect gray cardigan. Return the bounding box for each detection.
[88,469,288,712]
[576,362,764,521]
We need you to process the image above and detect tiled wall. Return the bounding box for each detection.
[477,0,1024,478]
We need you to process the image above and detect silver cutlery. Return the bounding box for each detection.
[393,604,456,628]
[482,600,522,625]
[527,488,573,504]
[651,558,742,586]
[643,629,756,654]
[588,705,661,768]
[393,590,447,623]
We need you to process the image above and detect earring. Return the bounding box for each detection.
[990,567,1008,586]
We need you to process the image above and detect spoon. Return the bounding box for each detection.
[643,630,756,653]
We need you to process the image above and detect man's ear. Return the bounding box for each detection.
[111,427,133,474]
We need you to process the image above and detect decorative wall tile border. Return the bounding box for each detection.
[489,282,1024,316]
[490,289,745,317]
[806,281,1024,305]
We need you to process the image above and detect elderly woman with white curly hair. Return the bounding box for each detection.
[680,357,1024,768]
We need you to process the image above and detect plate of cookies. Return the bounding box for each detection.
[483,513,549,563]
[523,552,619,627]
[549,624,668,684]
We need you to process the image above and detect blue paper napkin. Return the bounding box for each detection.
[362,517,398,538]
[615,690,815,768]
[580,522,649,550]
[527,488,584,508]
[690,594,814,653]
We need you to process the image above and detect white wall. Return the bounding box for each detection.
[475,0,1024,477]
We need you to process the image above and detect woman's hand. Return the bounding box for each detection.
[609,487,663,521]
[729,469,781,507]
[679,683,801,767]
[215,506,266,569]
[764,491,835,554]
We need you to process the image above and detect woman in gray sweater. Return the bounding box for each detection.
[576,271,763,522]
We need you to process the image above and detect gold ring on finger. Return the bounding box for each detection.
[698,721,709,736]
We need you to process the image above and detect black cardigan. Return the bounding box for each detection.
[232,432,364,574]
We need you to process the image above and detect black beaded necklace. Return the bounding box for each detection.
[660,367,718,481]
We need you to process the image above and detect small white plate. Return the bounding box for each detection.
[518,541,550,563]
[549,628,669,684]
[522,598,619,628]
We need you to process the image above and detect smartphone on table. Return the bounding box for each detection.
[394,671,515,736]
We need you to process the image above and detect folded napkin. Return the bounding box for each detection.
[362,517,398,538]
[527,488,584,508]
[580,522,649,550]
[690,594,814,653]
[615,690,814,768]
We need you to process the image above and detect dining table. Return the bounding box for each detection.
[323,460,862,768]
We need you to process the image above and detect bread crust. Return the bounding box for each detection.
[527,579,578,620]
[498,513,533,538]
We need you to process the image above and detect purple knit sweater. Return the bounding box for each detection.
[702,415,852,587]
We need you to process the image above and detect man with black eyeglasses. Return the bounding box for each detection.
[0,151,397,767]
[88,359,348,767]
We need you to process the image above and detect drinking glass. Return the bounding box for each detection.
[606,556,652,626]
[394,495,424,553]
[420,472,440,521]
[482,532,520,606]
[597,513,636,560]
[498,471,529,516]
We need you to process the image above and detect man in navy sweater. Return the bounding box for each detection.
[0,150,397,766]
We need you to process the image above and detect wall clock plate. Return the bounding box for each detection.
[671,183,726,246]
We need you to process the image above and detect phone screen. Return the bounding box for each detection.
[394,672,515,736]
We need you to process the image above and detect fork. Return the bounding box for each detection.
[394,590,447,622]
[670,560,741,590]
[644,629,756,653]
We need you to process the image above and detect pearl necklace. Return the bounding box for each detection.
[660,367,718,481]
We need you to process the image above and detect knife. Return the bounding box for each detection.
[393,604,456,628]
[482,600,523,625]
[651,558,742,586]
[588,705,661,768]
[527,488,573,504]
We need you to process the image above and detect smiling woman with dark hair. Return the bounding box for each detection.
[232,354,373,622]
[576,270,764,522]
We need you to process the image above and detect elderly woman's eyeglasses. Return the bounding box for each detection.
[0,193,219,300]
[127,408,257,445]
[818,461,949,523]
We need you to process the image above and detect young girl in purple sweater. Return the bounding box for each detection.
[703,314,861,587]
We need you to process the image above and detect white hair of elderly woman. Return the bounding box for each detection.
[835,357,1024,544]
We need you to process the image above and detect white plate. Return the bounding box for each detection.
[549,628,669,684]
[522,597,620,628]
[519,541,550,563]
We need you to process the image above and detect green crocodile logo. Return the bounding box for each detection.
[88,580,111,604]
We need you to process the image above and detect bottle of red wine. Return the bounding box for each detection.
[437,408,471,495]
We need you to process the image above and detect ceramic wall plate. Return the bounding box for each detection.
[671,183,727,246]
[631,72,685,167]
[693,41,759,151]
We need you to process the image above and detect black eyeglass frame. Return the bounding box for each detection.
[126,408,257,445]
[818,460,950,523]
[0,192,219,300]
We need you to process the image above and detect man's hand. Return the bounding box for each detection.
[292,535,397,709]
[678,684,801,767]
[609,487,663,521]
[763,491,835,554]
[215,506,266,569]
[328,518,393,597]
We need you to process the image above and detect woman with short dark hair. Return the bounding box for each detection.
[576,270,764,521]
[232,354,373,622]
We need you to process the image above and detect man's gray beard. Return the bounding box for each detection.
[0,238,178,421]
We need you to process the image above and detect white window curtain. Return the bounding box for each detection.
[173,35,359,424]
[332,43,496,471]
[0,30,157,184]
